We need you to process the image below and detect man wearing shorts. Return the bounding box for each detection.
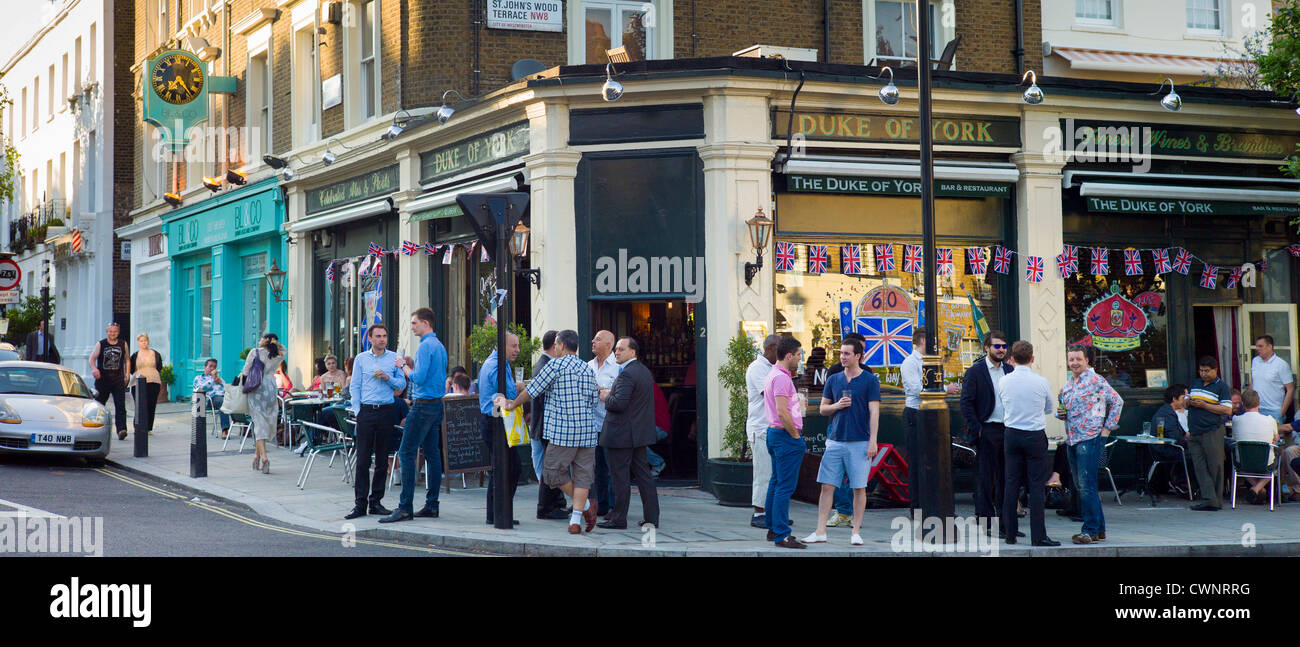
[803,338,881,546]
[498,330,599,535]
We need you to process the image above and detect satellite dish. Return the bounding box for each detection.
[511,59,547,82]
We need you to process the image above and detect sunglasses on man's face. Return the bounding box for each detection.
[991,343,1008,349]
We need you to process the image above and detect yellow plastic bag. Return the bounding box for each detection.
[505,406,531,447]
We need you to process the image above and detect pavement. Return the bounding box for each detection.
[104,401,1300,557]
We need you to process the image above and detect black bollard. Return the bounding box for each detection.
[191,388,207,478]
[133,375,148,458]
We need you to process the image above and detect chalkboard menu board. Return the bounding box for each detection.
[441,395,490,477]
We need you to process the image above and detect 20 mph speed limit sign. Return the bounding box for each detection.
[0,259,19,291]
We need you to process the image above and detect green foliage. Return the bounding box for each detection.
[719,334,759,461]
[239,347,251,360]
[159,364,175,385]
[2,295,54,346]
[0,83,19,204]
[46,219,64,227]
[468,322,541,378]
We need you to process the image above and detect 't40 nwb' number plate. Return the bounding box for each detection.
[30,433,73,445]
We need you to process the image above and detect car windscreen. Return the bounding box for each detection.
[0,367,94,398]
[0,350,19,361]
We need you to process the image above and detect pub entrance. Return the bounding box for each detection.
[590,299,698,482]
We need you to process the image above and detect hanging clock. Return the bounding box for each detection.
[150,52,205,106]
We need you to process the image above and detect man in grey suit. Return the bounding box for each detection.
[596,336,660,530]
[532,331,569,520]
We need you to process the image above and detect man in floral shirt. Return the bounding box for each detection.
[1056,345,1123,545]
[193,358,231,438]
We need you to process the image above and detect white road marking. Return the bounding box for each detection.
[0,497,66,519]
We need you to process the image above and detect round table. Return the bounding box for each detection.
[1118,434,1179,506]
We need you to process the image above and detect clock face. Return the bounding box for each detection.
[150,54,204,105]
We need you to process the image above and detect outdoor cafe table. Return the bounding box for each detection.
[287,396,344,447]
[1116,434,1180,506]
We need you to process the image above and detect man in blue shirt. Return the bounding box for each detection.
[802,339,880,546]
[478,332,523,526]
[345,324,407,520]
[381,307,448,523]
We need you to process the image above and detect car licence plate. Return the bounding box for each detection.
[30,433,74,445]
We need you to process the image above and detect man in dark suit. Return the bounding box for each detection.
[25,320,60,364]
[531,330,569,520]
[959,330,1017,538]
[596,336,660,530]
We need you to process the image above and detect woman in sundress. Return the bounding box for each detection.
[241,332,285,474]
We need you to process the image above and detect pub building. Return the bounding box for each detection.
[278,56,1297,495]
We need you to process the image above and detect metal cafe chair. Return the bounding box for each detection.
[296,421,351,490]
[1231,440,1280,511]
[1100,439,1123,505]
[222,413,254,453]
[1146,443,1193,502]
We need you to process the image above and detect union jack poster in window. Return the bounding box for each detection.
[992,245,1013,274]
[857,316,914,368]
[874,244,896,272]
[1089,248,1109,275]
[1199,264,1218,289]
[966,247,986,275]
[1173,248,1193,274]
[1123,249,1143,276]
[1025,255,1044,283]
[903,244,923,273]
[774,241,797,271]
[935,248,954,275]
[1151,248,1171,274]
[807,244,829,274]
[841,244,862,274]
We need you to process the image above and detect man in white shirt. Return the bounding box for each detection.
[746,335,781,529]
[998,340,1059,547]
[900,327,926,515]
[1250,335,1295,423]
[588,330,620,518]
[1233,389,1280,505]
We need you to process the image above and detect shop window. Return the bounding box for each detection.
[199,264,212,358]
[574,1,660,64]
[1186,0,1223,34]
[1064,265,1168,390]
[1075,0,1117,26]
[773,240,1004,392]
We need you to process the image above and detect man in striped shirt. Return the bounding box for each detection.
[1187,356,1233,511]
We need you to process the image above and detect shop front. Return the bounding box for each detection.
[163,179,288,396]
[292,164,402,367]
[1059,119,1300,418]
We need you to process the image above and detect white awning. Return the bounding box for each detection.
[1079,182,1300,204]
[405,171,527,222]
[781,158,1020,183]
[288,197,394,233]
[1049,45,1241,77]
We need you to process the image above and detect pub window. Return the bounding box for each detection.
[773,236,1004,393]
[582,1,654,64]
[1063,257,1169,390]
[866,0,946,67]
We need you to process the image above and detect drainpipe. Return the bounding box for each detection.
[823,0,830,62]
[223,2,230,172]
[471,0,482,96]
[1014,0,1026,75]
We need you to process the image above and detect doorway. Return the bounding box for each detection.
[590,299,698,482]
[1192,306,1241,388]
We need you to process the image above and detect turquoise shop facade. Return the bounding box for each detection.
[164,179,288,396]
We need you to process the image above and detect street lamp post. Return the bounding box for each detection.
[456,192,531,530]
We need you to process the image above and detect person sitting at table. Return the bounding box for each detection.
[313,355,349,393]
[308,357,328,390]
[274,363,294,396]
[1233,389,1279,505]
[193,358,231,439]
[1149,384,1191,492]
[448,373,471,396]
[1230,388,1244,416]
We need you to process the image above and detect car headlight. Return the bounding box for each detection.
[0,400,21,424]
[81,402,107,428]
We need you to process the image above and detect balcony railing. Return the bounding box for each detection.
[7,199,66,254]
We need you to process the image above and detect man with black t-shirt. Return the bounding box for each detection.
[89,323,130,440]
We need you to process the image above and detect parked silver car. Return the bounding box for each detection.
[0,361,112,464]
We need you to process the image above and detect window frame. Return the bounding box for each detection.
[1074,0,1120,27]
[245,25,273,161]
[291,9,320,148]
[1185,0,1226,37]
[863,0,951,68]
[568,0,673,65]
[343,0,382,129]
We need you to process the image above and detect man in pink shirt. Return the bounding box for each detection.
[763,336,807,549]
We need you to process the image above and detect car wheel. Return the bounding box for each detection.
[86,457,107,468]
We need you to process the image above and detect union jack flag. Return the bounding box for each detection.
[371,255,384,276]
[481,244,491,262]
[807,244,829,274]
[1226,266,1242,289]
[325,264,335,283]
[1151,248,1171,274]
[774,241,797,271]
[1260,257,1268,273]
[936,248,954,275]
[1056,253,1071,278]
[1089,248,1109,275]
[368,242,384,256]
[401,240,418,256]
[1289,244,1300,258]
[424,243,437,256]
[966,247,986,275]
[903,244,923,273]
[859,316,914,367]
[1173,248,1193,274]
[1057,244,1079,277]
[1123,249,1143,276]
[1025,256,1044,283]
[875,244,896,272]
[1199,264,1218,289]
[992,245,1013,274]
[841,244,862,275]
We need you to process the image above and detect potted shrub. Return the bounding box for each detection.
[705,333,759,506]
[158,364,175,401]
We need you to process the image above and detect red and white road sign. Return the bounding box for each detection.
[0,259,20,291]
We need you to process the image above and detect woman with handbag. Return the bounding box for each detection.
[241,332,286,474]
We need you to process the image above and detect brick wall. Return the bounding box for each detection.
[955,0,1042,74]
[112,0,135,318]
